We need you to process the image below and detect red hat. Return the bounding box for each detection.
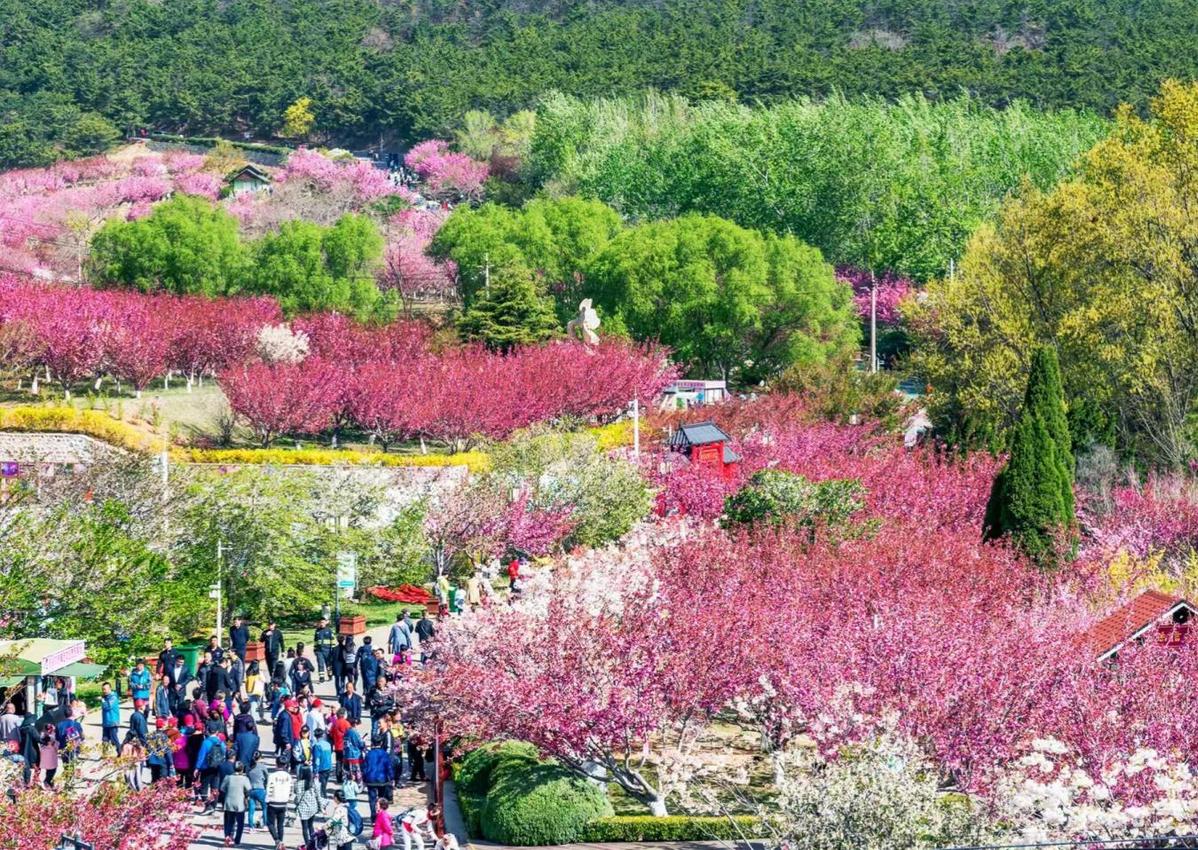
[134,699,146,710]
[155,717,167,729]
[285,699,299,710]
[311,699,322,708]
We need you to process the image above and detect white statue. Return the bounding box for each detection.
[566,298,601,345]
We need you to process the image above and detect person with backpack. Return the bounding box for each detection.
[54,706,83,766]
[129,700,149,746]
[18,712,39,786]
[362,736,394,821]
[265,752,294,850]
[326,789,355,850]
[343,769,364,838]
[342,721,365,780]
[195,728,228,813]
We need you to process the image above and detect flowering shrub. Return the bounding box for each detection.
[404,140,489,201]
[837,267,914,325]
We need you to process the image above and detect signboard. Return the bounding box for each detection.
[208,583,220,600]
[336,552,358,593]
[40,641,85,676]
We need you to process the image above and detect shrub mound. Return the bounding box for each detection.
[456,741,538,797]
[479,759,613,846]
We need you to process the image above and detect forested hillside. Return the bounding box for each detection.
[4,0,1198,167]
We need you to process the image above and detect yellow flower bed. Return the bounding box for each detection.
[587,420,635,450]
[0,405,489,472]
[175,446,490,472]
[0,406,160,452]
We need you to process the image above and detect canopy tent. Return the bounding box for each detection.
[0,639,95,715]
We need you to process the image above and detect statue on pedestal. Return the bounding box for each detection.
[566,298,601,345]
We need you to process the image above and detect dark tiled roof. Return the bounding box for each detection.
[673,421,731,447]
[723,445,741,464]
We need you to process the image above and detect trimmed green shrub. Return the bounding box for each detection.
[480,760,613,845]
[455,741,538,796]
[581,815,767,842]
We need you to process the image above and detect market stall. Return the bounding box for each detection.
[0,639,104,715]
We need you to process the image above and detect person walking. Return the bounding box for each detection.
[261,622,284,680]
[340,636,359,693]
[246,753,268,830]
[18,711,39,786]
[329,708,350,782]
[37,724,58,788]
[154,673,174,719]
[387,614,409,658]
[415,613,435,644]
[312,727,333,798]
[129,660,152,706]
[359,638,380,693]
[368,798,395,849]
[220,761,252,846]
[294,766,321,846]
[264,752,294,850]
[362,736,394,820]
[54,706,83,766]
[314,618,335,684]
[229,617,250,662]
[195,727,228,813]
[129,700,149,746]
[326,790,355,850]
[100,682,121,752]
[146,718,172,783]
[331,635,347,695]
[272,698,297,761]
[121,731,146,790]
[246,662,265,721]
[339,682,362,725]
[407,735,425,782]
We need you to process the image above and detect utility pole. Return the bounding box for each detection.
[215,540,224,642]
[484,253,491,293]
[869,269,878,374]
[631,398,640,461]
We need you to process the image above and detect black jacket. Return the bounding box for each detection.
[19,716,39,765]
[205,666,233,701]
[415,618,435,641]
[229,625,250,655]
[261,628,284,658]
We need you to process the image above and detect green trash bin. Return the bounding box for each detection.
[177,642,204,676]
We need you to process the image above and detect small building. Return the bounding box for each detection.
[0,638,104,715]
[1084,589,1197,662]
[227,164,272,197]
[661,380,729,410]
[668,421,741,482]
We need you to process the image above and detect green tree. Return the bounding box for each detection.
[88,195,246,296]
[249,213,386,318]
[723,469,865,536]
[586,213,857,381]
[490,431,652,547]
[909,81,1198,465]
[430,197,622,317]
[457,263,560,351]
[982,347,1075,566]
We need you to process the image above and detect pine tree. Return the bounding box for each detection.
[983,346,1075,565]
[457,264,560,352]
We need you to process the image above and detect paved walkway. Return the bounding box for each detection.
[77,622,432,850]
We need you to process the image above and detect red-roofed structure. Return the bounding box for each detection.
[1086,589,1197,661]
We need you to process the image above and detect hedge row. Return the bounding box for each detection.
[0,406,160,452]
[580,815,768,842]
[177,446,490,472]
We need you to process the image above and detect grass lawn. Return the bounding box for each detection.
[279,598,431,649]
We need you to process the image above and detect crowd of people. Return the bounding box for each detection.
[3,608,458,850]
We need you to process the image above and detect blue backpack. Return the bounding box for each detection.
[342,730,363,761]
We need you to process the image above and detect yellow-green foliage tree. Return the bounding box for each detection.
[281,96,316,139]
[909,80,1198,467]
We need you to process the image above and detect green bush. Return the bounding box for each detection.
[455,741,538,796]
[480,760,613,845]
[581,815,767,842]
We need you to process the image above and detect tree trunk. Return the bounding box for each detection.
[647,797,668,817]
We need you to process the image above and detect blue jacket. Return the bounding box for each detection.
[342,728,364,761]
[196,733,225,771]
[129,668,152,701]
[154,683,172,718]
[273,710,295,748]
[234,731,260,763]
[359,653,379,683]
[128,709,148,744]
[361,747,393,785]
[100,693,120,727]
[339,693,362,724]
[312,739,333,773]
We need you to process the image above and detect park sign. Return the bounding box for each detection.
[336,551,357,595]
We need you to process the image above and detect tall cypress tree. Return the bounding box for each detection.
[983,346,1075,565]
